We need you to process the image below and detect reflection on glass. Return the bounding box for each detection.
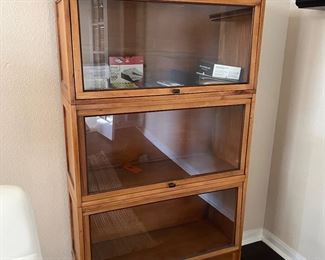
[84,106,244,194]
[78,0,253,90]
[90,188,237,259]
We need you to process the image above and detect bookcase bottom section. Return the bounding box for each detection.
[69,182,244,260]
[87,187,240,260]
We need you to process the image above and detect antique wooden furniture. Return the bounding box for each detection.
[56,0,265,259]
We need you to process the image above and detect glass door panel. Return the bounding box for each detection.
[78,0,253,91]
[83,105,245,194]
[90,188,238,259]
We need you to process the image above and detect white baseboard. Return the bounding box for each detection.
[262,229,306,260]
[242,228,264,245]
[243,229,306,260]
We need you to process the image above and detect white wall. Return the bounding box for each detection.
[264,3,325,259]
[0,1,71,259]
[244,0,290,230]
[0,0,298,259]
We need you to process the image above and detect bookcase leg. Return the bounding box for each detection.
[69,195,85,260]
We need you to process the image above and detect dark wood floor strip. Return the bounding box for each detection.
[241,241,284,260]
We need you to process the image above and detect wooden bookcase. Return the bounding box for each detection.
[56,0,265,259]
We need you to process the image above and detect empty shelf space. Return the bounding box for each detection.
[172,153,236,176]
[90,190,237,260]
[86,130,188,193]
[86,126,237,194]
[92,219,232,260]
[88,156,188,193]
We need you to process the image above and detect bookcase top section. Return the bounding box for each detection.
[57,0,265,102]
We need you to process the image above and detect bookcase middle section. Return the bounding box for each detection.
[73,101,251,197]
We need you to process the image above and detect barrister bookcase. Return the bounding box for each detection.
[56,0,265,259]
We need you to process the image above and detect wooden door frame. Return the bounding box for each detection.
[68,0,265,100]
[74,96,251,204]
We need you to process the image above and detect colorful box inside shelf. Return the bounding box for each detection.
[109,56,144,88]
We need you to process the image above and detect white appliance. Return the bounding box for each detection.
[0,185,43,260]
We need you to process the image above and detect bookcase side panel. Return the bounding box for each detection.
[63,97,83,206]
[69,194,85,260]
[56,0,75,102]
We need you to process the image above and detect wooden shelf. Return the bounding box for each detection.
[209,7,252,21]
[209,252,238,260]
[90,188,236,259]
[86,128,236,194]
[88,154,188,194]
[92,218,232,260]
